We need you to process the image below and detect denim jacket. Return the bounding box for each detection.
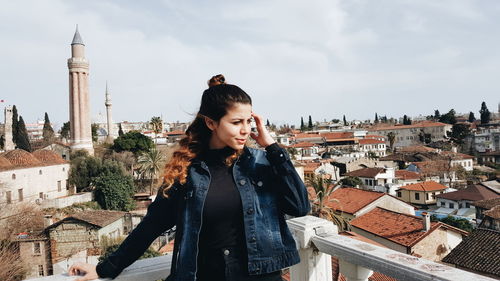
[96,144,310,281]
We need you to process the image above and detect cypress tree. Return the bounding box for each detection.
[300,117,305,131]
[343,115,347,126]
[16,116,31,152]
[118,123,124,136]
[308,115,313,130]
[11,105,19,145]
[434,110,440,120]
[42,112,55,143]
[468,112,476,123]
[266,119,270,127]
[479,101,491,124]
[59,121,71,140]
[375,113,379,124]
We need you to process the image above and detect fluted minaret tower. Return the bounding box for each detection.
[68,25,94,155]
[105,82,114,142]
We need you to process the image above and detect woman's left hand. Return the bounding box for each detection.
[250,112,276,148]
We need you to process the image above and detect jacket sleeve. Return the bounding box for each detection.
[265,143,311,217]
[96,185,180,279]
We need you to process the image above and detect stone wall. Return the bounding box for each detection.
[412,227,452,261]
[40,192,92,209]
[48,222,99,265]
[18,239,52,278]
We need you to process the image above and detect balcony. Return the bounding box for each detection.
[26,216,496,281]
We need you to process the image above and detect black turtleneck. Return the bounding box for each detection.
[198,147,245,252]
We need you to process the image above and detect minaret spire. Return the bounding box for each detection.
[71,24,85,46]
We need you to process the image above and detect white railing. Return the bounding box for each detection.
[26,216,497,281]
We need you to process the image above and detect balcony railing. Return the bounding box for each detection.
[26,216,497,281]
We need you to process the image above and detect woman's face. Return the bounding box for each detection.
[206,103,252,150]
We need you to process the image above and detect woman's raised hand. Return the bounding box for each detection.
[250,112,276,148]
[68,263,99,281]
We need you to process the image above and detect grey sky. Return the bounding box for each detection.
[1,0,499,129]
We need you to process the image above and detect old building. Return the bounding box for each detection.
[350,208,468,261]
[369,121,452,148]
[344,167,396,193]
[396,181,447,208]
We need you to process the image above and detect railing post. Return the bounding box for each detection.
[287,216,337,281]
[339,259,372,281]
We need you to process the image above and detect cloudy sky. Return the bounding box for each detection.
[1,0,499,129]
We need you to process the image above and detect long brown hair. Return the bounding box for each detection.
[161,75,252,196]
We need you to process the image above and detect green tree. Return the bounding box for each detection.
[137,148,166,195]
[11,105,19,145]
[343,115,347,126]
[300,117,305,131]
[468,112,476,123]
[431,215,473,233]
[93,160,135,211]
[118,123,124,136]
[374,113,379,124]
[448,123,471,145]
[112,131,154,155]
[434,109,440,120]
[339,176,363,187]
[479,101,491,124]
[403,115,412,125]
[16,116,31,152]
[91,123,99,142]
[59,121,70,140]
[150,117,163,135]
[68,152,103,192]
[42,112,55,143]
[308,115,313,130]
[439,109,457,124]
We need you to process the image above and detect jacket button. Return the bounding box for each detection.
[223,249,230,256]
[257,181,263,187]
[247,208,254,215]
[239,179,246,185]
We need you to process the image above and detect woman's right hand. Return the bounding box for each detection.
[68,263,99,281]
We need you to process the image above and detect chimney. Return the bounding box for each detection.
[422,212,431,232]
[43,215,53,228]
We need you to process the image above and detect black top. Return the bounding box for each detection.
[197,147,245,252]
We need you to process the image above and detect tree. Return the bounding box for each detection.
[439,109,457,124]
[468,112,476,123]
[266,119,270,127]
[91,123,99,142]
[137,148,166,195]
[448,123,471,145]
[59,121,70,140]
[402,115,412,125]
[434,110,440,120]
[11,105,18,145]
[112,131,154,155]
[118,123,124,136]
[479,101,491,124]
[68,152,103,192]
[339,176,363,187]
[431,215,472,233]
[308,115,313,130]
[150,116,163,135]
[374,113,379,124]
[15,116,31,151]
[93,160,135,211]
[343,115,347,126]
[42,112,55,143]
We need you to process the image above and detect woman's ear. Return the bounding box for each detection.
[204,116,217,131]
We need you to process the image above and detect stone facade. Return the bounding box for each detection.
[3,106,14,151]
[17,237,52,278]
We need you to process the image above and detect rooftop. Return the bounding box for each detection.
[0,149,67,171]
[395,170,420,180]
[398,181,447,192]
[436,184,500,202]
[473,197,500,210]
[326,187,385,215]
[345,167,385,178]
[47,210,126,229]
[370,121,450,131]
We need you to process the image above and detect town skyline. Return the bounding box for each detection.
[1,1,500,127]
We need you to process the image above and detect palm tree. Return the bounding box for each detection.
[150,117,163,143]
[308,173,350,231]
[137,147,166,195]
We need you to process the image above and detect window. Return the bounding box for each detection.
[466,202,470,208]
[38,265,44,277]
[449,203,454,208]
[39,192,43,199]
[415,193,420,200]
[11,174,16,180]
[33,242,41,255]
[426,193,429,200]
[63,167,66,171]
[6,191,12,204]
[39,170,43,175]
[397,191,402,197]
[18,189,23,202]
[57,181,62,192]
[441,201,445,207]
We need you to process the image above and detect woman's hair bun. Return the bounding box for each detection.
[207,74,226,87]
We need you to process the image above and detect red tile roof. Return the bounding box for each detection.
[345,167,385,178]
[166,130,185,135]
[304,162,322,172]
[289,142,317,148]
[32,150,67,165]
[398,181,447,192]
[325,187,385,215]
[359,139,385,145]
[436,184,500,202]
[2,149,42,166]
[397,145,438,153]
[295,133,321,139]
[320,132,354,140]
[351,207,467,247]
[484,205,500,220]
[370,122,450,131]
[395,170,420,180]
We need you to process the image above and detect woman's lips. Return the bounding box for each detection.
[236,138,246,143]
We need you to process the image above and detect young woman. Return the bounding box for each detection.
[69,75,310,281]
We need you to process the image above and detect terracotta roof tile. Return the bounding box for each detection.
[2,149,42,166]
[484,205,500,220]
[358,139,385,145]
[350,207,465,247]
[398,181,447,192]
[32,150,67,165]
[473,198,500,209]
[304,162,321,172]
[345,167,385,178]
[395,170,420,180]
[442,229,500,277]
[325,187,385,215]
[320,132,354,140]
[436,184,500,202]
[295,133,321,139]
[0,156,12,169]
[50,210,126,229]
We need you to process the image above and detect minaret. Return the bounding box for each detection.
[105,82,114,142]
[67,25,94,155]
[3,106,15,151]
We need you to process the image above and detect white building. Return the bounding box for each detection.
[357,138,387,157]
[0,149,69,209]
[370,122,452,148]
